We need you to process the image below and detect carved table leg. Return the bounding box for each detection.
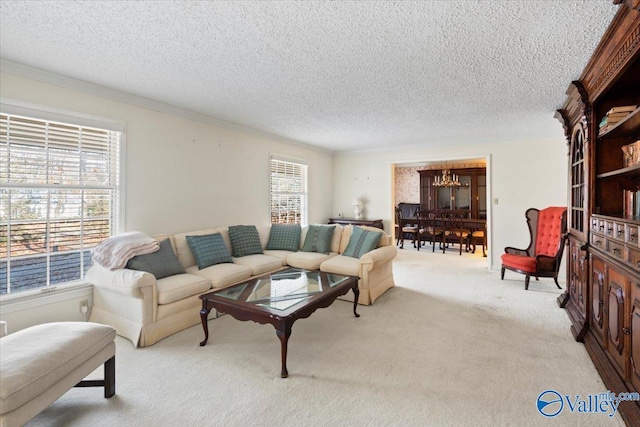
[199,306,212,346]
[276,324,292,378]
[352,285,360,318]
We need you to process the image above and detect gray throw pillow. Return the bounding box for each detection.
[342,226,382,258]
[266,224,301,251]
[301,225,336,255]
[186,233,233,269]
[228,225,264,257]
[126,238,186,279]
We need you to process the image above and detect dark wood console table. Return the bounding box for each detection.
[328,218,383,229]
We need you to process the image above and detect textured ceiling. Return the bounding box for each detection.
[0,1,618,152]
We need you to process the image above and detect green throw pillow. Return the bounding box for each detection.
[266,224,301,251]
[301,225,336,255]
[186,233,232,269]
[126,238,186,279]
[342,226,382,258]
[228,225,264,258]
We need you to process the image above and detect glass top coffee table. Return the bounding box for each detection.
[199,268,360,378]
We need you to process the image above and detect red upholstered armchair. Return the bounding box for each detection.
[501,207,567,290]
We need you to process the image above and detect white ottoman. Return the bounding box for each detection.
[0,322,116,427]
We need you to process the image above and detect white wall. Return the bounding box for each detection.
[0,71,334,329]
[1,72,334,232]
[332,137,568,271]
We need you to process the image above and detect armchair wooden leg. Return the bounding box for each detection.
[501,267,505,280]
[525,275,530,290]
[554,276,562,289]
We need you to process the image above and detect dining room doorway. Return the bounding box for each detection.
[391,156,492,266]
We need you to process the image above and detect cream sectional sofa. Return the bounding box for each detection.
[87,224,397,347]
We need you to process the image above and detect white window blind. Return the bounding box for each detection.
[270,158,307,226]
[0,113,122,295]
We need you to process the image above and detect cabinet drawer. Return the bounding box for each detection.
[612,221,626,242]
[628,246,640,272]
[607,240,625,261]
[591,217,600,233]
[595,218,606,234]
[591,233,606,250]
[605,220,615,238]
[628,224,639,248]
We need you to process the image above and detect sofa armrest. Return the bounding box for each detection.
[360,245,398,268]
[86,264,156,298]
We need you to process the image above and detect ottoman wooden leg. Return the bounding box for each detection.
[75,356,116,398]
[105,356,115,398]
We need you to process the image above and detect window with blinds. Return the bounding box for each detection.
[0,113,122,295]
[270,158,307,226]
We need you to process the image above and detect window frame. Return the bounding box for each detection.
[269,155,308,227]
[1,100,126,298]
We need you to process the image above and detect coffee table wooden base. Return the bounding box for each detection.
[199,273,359,378]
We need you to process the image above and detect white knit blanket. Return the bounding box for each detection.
[92,231,159,270]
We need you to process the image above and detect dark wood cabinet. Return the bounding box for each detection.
[556,3,640,425]
[591,254,607,345]
[607,265,629,378]
[567,237,589,340]
[328,218,383,229]
[630,280,640,392]
[418,168,486,219]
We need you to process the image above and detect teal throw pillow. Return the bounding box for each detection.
[301,225,336,255]
[266,224,301,251]
[228,225,264,258]
[343,226,383,258]
[126,238,186,279]
[186,233,232,269]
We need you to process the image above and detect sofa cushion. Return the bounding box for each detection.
[228,225,264,257]
[342,226,383,258]
[266,224,301,251]
[262,249,294,266]
[301,225,336,254]
[232,254,283,276]
[287,251,335,270]
[186,263,253,290]
[320,255,360,277]
[126,238,186,279]
[156,273,212,305]
[186,233,232,269]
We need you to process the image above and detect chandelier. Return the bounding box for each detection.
[433,169,461,187]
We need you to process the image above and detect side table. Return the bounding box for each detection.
[328,218,384,229]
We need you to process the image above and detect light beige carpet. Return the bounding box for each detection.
[28,248,625,426]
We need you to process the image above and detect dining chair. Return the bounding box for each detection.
[395,207,418,248]
[468,223,487,257]
[417,209,443,252]
[440,209,471,255]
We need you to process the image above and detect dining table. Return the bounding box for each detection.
[398,216,487,257]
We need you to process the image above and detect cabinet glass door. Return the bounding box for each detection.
[478,175,487,219]
[437,187,452,209]
[421,174,435,210]
[454,176,471,212]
